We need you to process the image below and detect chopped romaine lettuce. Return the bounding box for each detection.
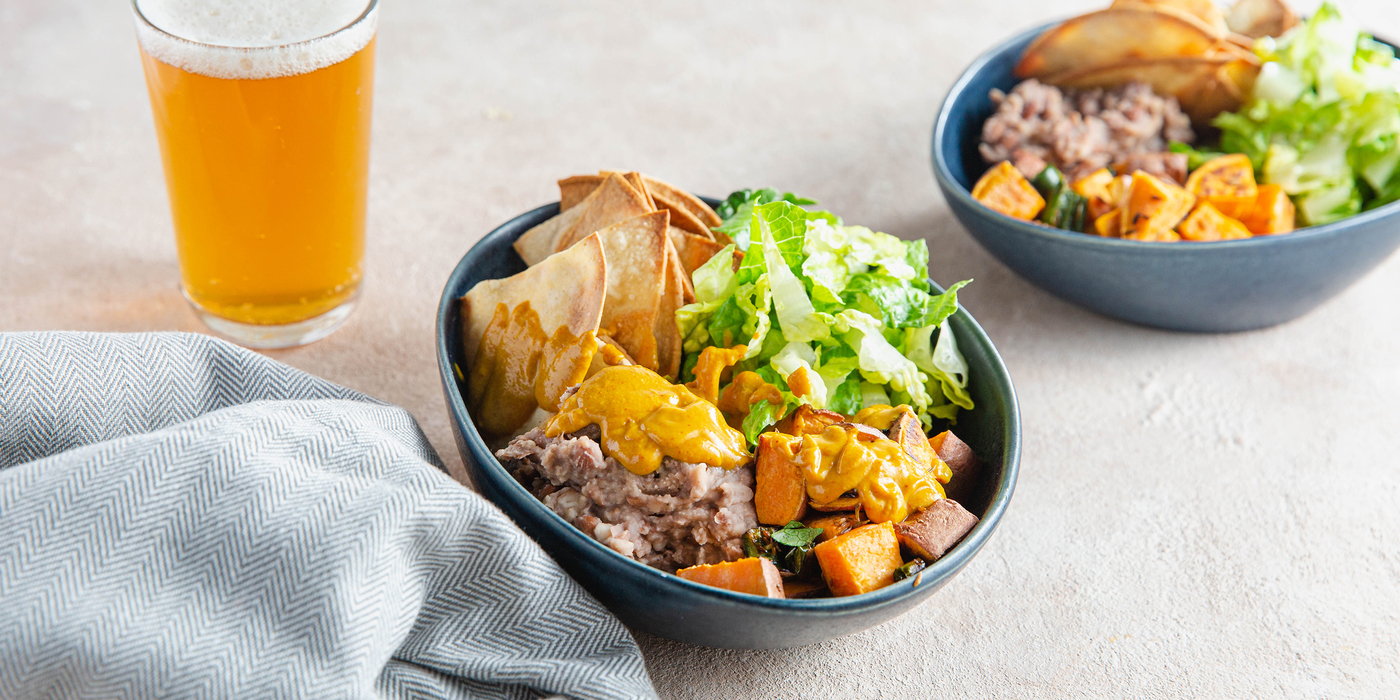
[678,190,974,436]
[713,189,823,249]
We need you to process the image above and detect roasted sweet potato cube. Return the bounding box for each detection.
[1185,153,1258,220]
[1120,171,1195,240]
[813,522,904,596]
[755,433,808,525]
[1093,208,1123,237]
[804,513,867,542]
[971,161,1046,221]
[1177,202,1252,242]
[886,409,951,483]
[678,557,785,598]
[774,404,845,436]
[929,430,982,502]
[1073,168,1119,220]
[1239,183,1295,235]
[895,499,979,562]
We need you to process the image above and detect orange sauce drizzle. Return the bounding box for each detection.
[546,365,752,475]
[467,301,597,436]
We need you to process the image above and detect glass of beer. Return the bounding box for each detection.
[132,0,377,348]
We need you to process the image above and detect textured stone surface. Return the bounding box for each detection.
[3,0,1398,697]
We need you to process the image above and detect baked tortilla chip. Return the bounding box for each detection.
[585,211,670,372]
[654,241,686,380]
[555,173,655,253]
[654,192,713,238]
[462,233,606,369]
[559,174,603,211]
[602,170,656,211]
[1017,7,1220,79]
[513,203,587,266]
[461,234,607,434]
[643,175,722,229]
[667,226,727,276]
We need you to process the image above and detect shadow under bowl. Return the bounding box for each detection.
[933,22,1400,333]
[435,200,1022,649]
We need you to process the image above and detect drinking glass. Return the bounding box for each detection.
[133,0,377,348]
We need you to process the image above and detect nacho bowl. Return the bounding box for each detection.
[436,200,1022,649]
[933,22,1400,332]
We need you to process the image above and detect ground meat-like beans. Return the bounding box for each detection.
[979,79,1195,183]
[497,427,757,572]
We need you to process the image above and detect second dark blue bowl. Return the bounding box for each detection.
[933,22,1400,333]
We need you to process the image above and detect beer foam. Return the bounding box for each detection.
[134,0,376,79]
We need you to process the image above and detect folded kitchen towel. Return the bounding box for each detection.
[0,331,657,700]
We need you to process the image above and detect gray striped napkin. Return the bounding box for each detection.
[0,332,656,700]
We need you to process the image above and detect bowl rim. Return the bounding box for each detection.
[932,19,1400,252]
[435,200,1022,613]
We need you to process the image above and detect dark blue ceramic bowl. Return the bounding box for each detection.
[933,22,1400,332]
[435,200,1022,649]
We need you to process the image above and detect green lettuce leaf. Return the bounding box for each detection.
[833,310,931,411]
[761,222,831,344]
[713,189,822,249]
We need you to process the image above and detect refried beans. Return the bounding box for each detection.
[497,425,758,572]
[979,79,1195,183]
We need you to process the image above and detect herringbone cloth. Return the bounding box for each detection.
[0,332,657,700]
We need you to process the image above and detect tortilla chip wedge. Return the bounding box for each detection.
[604,171,657,211]
[1109,0,1227,35]
[643,175,722,229]
[1227,0,1300,39]
[654,191,713,239]
[1017,6,1221,79]
[555,173,655,253]
[654,239,687,380]
[587,211,671,373]
[462,233,606,370]
[514,202,587,267]
[461,234,607,435]
[559,175,603,211]
[668,226,727,277]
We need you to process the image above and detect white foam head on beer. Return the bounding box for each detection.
[134,0,376,80]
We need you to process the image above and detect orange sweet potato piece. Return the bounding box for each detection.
[971,161,1045,221]
[678,557,785,598]
[895,499,979,562]
[887,408,951,484]
[1073,168,1119,220]
[774,404,845,436]
[1238,183,1295,235]
[929,430,982,503]
[755,432,808,525]
[1121,171,1195,241]
[813,522,904,596]
[1185,153,1258,219]
[1093,208,1123,237]
[1177,201,1252,242]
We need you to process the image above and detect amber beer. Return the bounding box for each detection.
[133,0,377,347]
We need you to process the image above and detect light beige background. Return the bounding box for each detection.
[4,1,1398,697]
